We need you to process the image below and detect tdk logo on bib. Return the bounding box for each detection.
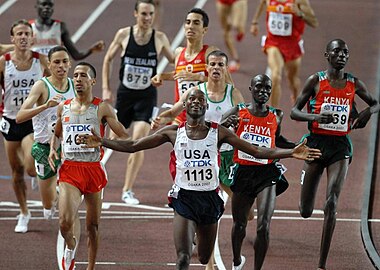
[242,133,270,144]
[323,104,348,112]
[66,124,92,132]
[183,150,212,167]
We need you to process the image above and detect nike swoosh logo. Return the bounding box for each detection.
[272,180,276,184]
[267,122,273,125]
[344,155,350,159]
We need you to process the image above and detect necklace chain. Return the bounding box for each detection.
[186,122,199,128]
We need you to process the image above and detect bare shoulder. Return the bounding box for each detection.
[115,27,130,40]
[155,30,169,40]
[98,100,114,114]
[174,46,184,56]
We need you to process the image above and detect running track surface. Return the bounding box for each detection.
[0,0,379,269]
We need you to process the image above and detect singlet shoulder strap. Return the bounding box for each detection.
[210,122,218,129]
[317,71,327,82]
[92,97,103,106]
[32,51,40,59]
[346,73,355,83]
[64,98,72,105]
[237,103,246,110]
[4,53,11,61]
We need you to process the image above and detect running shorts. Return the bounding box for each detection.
[31,142,61,180]
[169,187,224,225]
[58,160,108,194]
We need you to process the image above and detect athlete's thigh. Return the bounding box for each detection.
[58,182,82,223]
[196,222,218,259]
[326,158,349,198]
[216,1,232,27]
[266,46,285,74]
[20,133,35,172]
[231,0,248,30]
[131,121,151,139]
[3,139,22,170]
[300,162,324,205]
[231,192,255,223]
[84,191,103,225]
[256,184,276,224]
[285,56,302,80]
[173,212,196,253]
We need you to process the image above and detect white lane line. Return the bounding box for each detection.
[0,0,17,16]
[71,0,113,43]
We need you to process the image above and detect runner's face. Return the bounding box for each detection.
[326,41,349,70]
[135,3,155,29]
[36,0,54,20]
[206,55,227,81]
[250,76,272,104]
[184,13,206,40]
[186,90,207,118]
[73,66,95,95]
[48,51,71,79]
[11,24,33,50]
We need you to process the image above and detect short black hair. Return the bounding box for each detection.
[251,74,271,86]
[10,19,32,36]
[135,0,155,11]
[207,50,229,64]
[326,38,346,52]
[76,61,97,78]
[48,46,69,61]
[187,8,209,27]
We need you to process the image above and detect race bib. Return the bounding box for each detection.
[268,12,293,36]
[10,89,29,111]
[35,161,45,176]
[176,71,205,96]
[184,167,215,189]
[62,124,95,153]
[0,117,10,134]
[238,131,272,164]
[122,64,153,90]
[318,103,350,132]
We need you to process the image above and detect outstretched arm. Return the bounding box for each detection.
[78,125,177,153]
[219,125,321,161]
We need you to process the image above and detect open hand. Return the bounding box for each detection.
[77,128,102,148]
[292,138,322,161]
